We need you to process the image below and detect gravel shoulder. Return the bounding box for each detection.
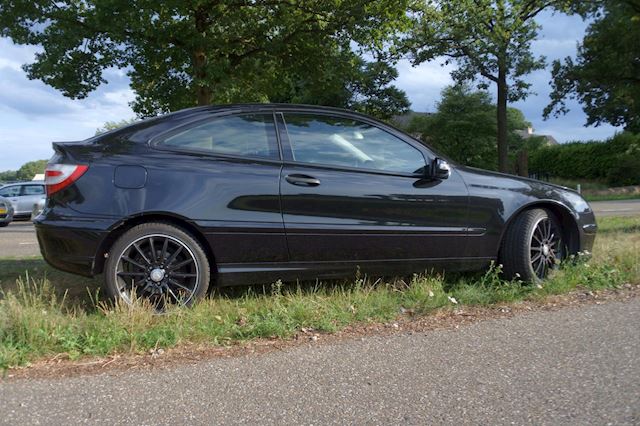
[2,289,639,425]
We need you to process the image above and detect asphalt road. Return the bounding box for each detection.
[1,298,639,425]
[0,221,40,258]
[1,200,638,258]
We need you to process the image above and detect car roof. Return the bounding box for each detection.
[99,103,389,144]
[0,181,44,187]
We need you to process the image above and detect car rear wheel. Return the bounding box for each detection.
[500,208,564,283]
[104,222,210,309]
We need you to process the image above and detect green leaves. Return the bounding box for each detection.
[1,0,412,116]
[404,84,529,170]
[545,0,640,133]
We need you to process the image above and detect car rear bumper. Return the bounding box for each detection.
[35,214,113,277]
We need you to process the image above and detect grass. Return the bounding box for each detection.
[548,177,608,192]
[1,216,639,371]
[544,177,640,202]
[584,193,640,202]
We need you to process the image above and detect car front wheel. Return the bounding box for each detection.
[104,222,210,309]
[500,208,565,283]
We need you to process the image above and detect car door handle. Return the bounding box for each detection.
[285,174,321,187]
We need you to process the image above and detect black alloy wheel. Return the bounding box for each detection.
[500,208,565,283]
[105,223,210,309]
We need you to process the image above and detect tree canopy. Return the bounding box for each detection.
[545,0,640,133]
[405,84,534,170]
[0,0,412,118]
[404,0,572,172]
[0,160,48,182]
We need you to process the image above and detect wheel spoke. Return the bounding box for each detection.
[168,278,194,294]
[161,238,169,262]
[531,252,542,264]
[117,271,146,277]
[168,258,194,271]
[132,242,151,265]
[148,237,157,263]
[166,287,182,302]
[171,272,198,278]
[121,256,147,270]
[532,232,543,245]
[165,246,183,268]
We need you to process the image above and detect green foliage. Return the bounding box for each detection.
[268,55,410,120]
[0,0,412,118]
[0,170,18,183]
[2,214,638,370]
[404,0,573,171]
[16,160,47,180]
[529,132,640,186]
[95,118,139,135]
[406,84,531,170]
[545,1,640,132]
[0,160,48,183]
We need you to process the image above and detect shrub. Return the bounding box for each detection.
[529,132,640,185]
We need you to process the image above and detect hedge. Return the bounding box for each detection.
[529,132,640,187]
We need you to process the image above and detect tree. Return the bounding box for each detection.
[0,170,18,183]
[1,1,412,117]
[15,160,48,181]
[406,84,532,170]
[267,51,410,120]
[96,118,139,135]
[404,0,571,172]
[545,0,640,132]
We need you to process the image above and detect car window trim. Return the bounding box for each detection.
[0,185,20,197]
[278,111,428,176]
[281,160,426,179]
[21,184,45,196]
[150,110,282,162]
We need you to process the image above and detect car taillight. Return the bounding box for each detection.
[45,164,89,196]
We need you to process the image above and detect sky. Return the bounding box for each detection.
[0,10,622,171]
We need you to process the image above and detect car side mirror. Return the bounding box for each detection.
[430,158,451,180]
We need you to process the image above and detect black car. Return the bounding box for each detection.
[35,104,597,307]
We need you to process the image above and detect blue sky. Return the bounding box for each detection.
[0,10,621,171]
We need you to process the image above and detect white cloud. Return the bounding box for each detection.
[395,59,455,111]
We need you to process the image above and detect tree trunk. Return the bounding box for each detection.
[193,49,211,106]
[193,7,211,106]
[497,67,509,173]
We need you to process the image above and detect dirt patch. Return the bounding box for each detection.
[4,284,640,382]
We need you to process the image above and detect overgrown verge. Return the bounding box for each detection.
[1,216,639,371]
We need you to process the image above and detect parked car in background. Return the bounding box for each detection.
[35,104,597,309]
[0,181,46,220]
[0,196,14,227]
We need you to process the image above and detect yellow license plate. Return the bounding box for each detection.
[0,208,6,215]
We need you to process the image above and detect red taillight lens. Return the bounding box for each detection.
[45,164,89,196]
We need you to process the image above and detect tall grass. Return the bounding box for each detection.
[0,216,638,371]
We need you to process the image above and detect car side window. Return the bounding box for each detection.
[22,185,45,196]
[0,186,21,197]
[158,113,279,160]
[283,114,426,174]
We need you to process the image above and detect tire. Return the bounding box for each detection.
[0,222,8,227]
[104,222,210,308]
[500,208,564,283]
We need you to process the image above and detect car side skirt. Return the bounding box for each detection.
[215,257,495,286]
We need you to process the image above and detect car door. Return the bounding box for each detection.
[19,184,46,215]
[151,111,288,275]
[277,112,470,267]
[0,185,22,214]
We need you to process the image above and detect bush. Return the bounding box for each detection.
[529,132,640,186]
